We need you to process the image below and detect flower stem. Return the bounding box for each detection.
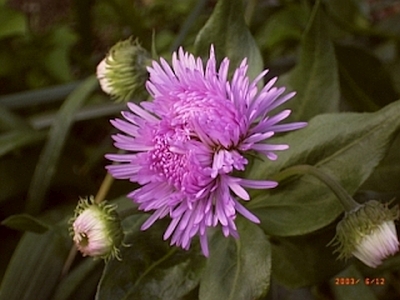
[273,165,361,212]
[60,245,78,278]
[94,172,114,204]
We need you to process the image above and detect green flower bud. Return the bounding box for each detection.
[330,200,399,268]
[70,196,124,261]
[96,37,151,102]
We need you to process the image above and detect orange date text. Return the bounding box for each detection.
[334,277,361,285]
[364,277,385,285]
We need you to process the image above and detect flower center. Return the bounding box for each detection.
[170,92,245,148]
[148,127,191,190]
[78,232,89,247]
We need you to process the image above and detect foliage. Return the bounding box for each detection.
[1,0,400,299]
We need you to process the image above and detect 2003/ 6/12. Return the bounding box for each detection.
[334,277,386,285]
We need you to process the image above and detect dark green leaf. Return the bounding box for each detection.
[0,130,46,158]
[360,132,400,192]
[0,81,83,109]
[53,259,103,300]
[25,75,98,214]
[284,4,340,121]
[194,0,263,80]
[1,214,50,233]
[256,4,309,51]
[336,44,398,111]
[248,100,400,236]
[96,215,205,300]
[270,226,347,288]
[0,104,32,130]
[199,218,271,300]
[0,221,72,300]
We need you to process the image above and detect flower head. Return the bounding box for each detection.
[70,197,124,261]
[331,200,399,268]
[96,37,151,102]
[106,46,306,256]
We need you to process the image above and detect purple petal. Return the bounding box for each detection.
[234,200,260,224]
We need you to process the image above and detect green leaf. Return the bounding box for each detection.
[0,104,32,130]
[0,7,27,39]
[199,218,271,300]
[1,213,50,233]
[248,100,400,236]
[361,132,400,192]
[53,259,103,300]
[0,221,72,300]
[256,4,309,51]
[335,44,398,111]
[270,226,347,288]
[284,4,340,121]
[25,75,98,214]
[194,0,263,80]
[0,130,46,158]
[96,216,205,300]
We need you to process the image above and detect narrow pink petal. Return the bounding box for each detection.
[234,200,260,224]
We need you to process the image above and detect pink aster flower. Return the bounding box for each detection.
[106,46,306,256]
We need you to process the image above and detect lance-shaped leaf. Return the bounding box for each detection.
[0,221,72,300]
[194,0,263,80]
[0,130,46,158]
[284,4,340,121]
[248,100,400,236]
[25,75,98,214]
[199,218,271,300]
[53,259,103,300]
[1,213,50,233]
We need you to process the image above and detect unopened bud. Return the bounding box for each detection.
[330,200,399,268]
[96,37,151,102]
[70,197,124,261]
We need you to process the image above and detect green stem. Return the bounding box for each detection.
[273,165,361,212]
[94,148,125,204]
[94,172,114,204]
